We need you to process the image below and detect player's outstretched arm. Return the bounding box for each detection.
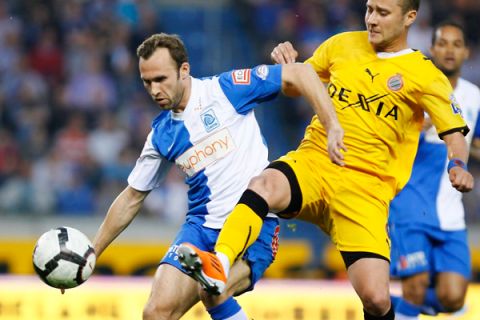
[93,186,149,257]
[443,131,474,192]
[281,63,346,166]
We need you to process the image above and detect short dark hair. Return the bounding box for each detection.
[431,20,468,46]
[399,0,420,13]
[136,33,188,69]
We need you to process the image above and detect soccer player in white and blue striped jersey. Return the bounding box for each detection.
[389,21,480,320]
[92,33,344,320]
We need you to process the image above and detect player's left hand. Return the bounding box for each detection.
[449,167,474,192]
[271,41,298,64]
[326,125,347,166]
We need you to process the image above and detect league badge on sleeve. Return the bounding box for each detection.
[255,65,269,80]
[232,69,251,85]
[449,94,463,116]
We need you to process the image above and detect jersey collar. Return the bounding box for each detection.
[377,48,414,59]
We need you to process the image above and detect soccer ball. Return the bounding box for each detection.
[33,226,96,289]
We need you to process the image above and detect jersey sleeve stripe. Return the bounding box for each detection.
[438,126,470,139]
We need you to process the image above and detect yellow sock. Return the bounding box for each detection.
[215,204,264,266]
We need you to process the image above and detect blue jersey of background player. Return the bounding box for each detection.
[389,21,480,319]
[91,33,344,320]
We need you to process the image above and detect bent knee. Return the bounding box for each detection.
[402,276,429,305]
[247,175,273,196]
[403,285,428,305]
[359,290,391,315]
[437,292,466,312]
[247,171,290,211]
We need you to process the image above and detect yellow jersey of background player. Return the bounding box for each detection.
[303,31,468,200]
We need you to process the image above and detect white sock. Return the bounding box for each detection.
[216,251,230,277]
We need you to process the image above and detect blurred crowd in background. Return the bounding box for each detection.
[0,0,479,225]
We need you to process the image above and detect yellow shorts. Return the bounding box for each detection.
[274,147,391,260]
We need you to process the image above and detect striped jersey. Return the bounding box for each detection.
[390,78,480,230]
[128,65,282,228]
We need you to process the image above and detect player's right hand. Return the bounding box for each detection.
[271,41,298,64]
[326,125,347,167]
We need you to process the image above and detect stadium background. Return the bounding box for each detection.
[0,0,480,319]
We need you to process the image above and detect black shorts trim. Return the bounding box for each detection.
[266,161,302,218]
[340,251,390,269]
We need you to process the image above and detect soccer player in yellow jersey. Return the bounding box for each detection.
[179,1,474,319]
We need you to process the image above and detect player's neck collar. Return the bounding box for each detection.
[171,77,197,120]
[376,48,414,59]
[171,110,184,120]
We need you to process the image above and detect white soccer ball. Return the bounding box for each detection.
[33,226,96,289]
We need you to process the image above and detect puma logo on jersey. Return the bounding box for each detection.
[365,68,379,83]
[177,129,236,176]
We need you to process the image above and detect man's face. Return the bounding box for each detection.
[430,26,469,77]
[365,0,412,50]
[139,48,187,112]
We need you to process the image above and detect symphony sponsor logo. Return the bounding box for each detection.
[176,128,236,176]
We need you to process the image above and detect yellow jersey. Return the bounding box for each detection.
[302,31,468,199]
